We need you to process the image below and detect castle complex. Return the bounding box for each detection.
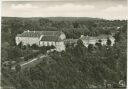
[16,30,115,51]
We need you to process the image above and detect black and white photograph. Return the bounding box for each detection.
[1,0,127,89]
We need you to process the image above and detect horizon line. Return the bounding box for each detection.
[2,16,127,21]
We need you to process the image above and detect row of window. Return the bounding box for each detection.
[39,41,63,46]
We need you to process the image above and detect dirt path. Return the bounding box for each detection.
[11,55,46,70]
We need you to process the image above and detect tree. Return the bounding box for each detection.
[114,32,121,43]
[74,39,85,57]
[50,45,55,49]
[73,21,79,28]
[106,38,112,46]
[95,42,102,50]
[31,44,39,50]
[15,64,21,72]
[40,46,47,54]
[122,24,127,33]
[7,47,21,61]
[88,44,94,52]
[77,39,84,47]
[96,39,102,50]
[17,42,23,49]
[98,39,102,43]
[26,44,31,49]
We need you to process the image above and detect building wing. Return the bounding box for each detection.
[80,35,114,41]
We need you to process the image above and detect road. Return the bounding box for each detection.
[11,55,46,70]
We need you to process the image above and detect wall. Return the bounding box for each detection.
[15,37,40,46]
[55,41,65,51]
[82,38,115,47]
[40,41,56,46]
[40,41,65,51]
[82,39,97,47]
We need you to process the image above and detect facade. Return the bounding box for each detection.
[15,30,66,51]
[80,35,115,47]
[64,39,78,45]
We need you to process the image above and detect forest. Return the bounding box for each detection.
[1,17,127,89]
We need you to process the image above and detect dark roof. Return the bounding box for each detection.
[41,36,62,42]
[17,31,62,37]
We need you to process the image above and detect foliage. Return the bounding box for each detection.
[31,44,39,50]
[88,44,94,52]
[106,38,112,46]
[114,31,121,43]
[15,64,21,72]
[1,17,127,89]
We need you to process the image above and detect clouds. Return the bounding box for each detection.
[103,5,127,13]
[46,4,95,11]
[39,3,95,16]
[101,5,127,19]
[2,2,127,20]
[11,3,95,11]
[11,3,38,10]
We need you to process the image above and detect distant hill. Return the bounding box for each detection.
[2,17,104,22]
[45,17,103,21]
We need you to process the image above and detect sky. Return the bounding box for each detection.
[2,0,128,20]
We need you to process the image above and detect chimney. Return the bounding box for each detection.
[34,30,35,33]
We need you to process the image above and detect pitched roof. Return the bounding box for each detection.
[64,39,78,44]
[80,36,97,41]
[80,35,114,41]
[17,31,62,37]
[41,36,62,42]
[97,35,113,39]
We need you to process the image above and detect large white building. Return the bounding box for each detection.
[15,30,66,51]
[16,30,115,51]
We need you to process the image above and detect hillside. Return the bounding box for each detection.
[2,17,103,22]
[45,17,103,21]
